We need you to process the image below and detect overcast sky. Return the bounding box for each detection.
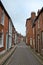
[1,0,43,36]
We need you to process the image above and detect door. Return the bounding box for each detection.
[30,38,32,46]
[6,33,9,50]
[37,35,40,52]
[42,32,43,49]
[9,36,12,49]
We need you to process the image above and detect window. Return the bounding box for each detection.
[0,33,4,47]
[0,33,2,44]
[33,28,34,34]
[42,32,43,48]
[1,11,5,25]
[9,20,12,36]
[41,13,43,26]
[0,11,5,25]
[38,19,40,29]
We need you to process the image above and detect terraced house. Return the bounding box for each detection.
[15,31,21,44]
[26,7,43,55]
[0,1,15,54]
[26,12,36,48]
[33,7,43,54]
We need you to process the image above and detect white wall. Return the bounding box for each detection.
[9,20,12,49]
[15,33,17,44]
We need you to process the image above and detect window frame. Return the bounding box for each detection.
[0,32,4,47]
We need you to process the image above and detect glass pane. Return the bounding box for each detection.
[0,34,2,44]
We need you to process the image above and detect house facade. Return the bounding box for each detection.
[33,8,43,54]
[8,19,12,49]
[26,12,36,48]
[0,1,14,54]
[26,7,43,55]
[0,1,9,54]
[26,18,30,45]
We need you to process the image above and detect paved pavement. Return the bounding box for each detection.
[0,45,17,65]
[5,42,42,65]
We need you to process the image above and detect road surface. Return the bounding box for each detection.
[5,41,42,65]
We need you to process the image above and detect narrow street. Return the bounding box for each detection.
[5,42,42,65]
[0,1,43,65]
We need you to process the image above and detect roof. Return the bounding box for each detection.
[0,1,11,19]
[0,1,15,28]
[32,7,43,27]
[26,17,31,21]
[26,17,31,26]
[35,7,43,22]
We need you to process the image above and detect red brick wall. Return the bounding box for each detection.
[35,11,43,52]
[0,7,2,21]
[0,7,3,51]
[3,13,9,49]
[26,19,33,45]
[26,12,36,47]
[0,6,9,51]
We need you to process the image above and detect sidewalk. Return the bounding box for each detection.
[28,46,43,65]
[0,45,17,65]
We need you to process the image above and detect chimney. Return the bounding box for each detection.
[37,9,40,15]
[31,12,36,20]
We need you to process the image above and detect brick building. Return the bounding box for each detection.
[14,31,24,44]
[0,1,14,54]
[33,7,43,54]
[26,12,36,48]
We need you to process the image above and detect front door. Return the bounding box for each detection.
[37,35,40,52]
[42,32,43,49]
[30,38,32,46]
[6,33,9,50]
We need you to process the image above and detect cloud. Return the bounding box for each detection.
[1,0,43,36]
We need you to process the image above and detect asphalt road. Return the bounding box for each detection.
[5,41,42,65]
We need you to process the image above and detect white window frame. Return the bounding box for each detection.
[9,20,12,36]
[0,33,4,47]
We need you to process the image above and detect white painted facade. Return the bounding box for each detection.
[8,19,12,49]
[15,33,17,44]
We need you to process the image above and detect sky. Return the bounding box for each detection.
[1,0,43,36]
